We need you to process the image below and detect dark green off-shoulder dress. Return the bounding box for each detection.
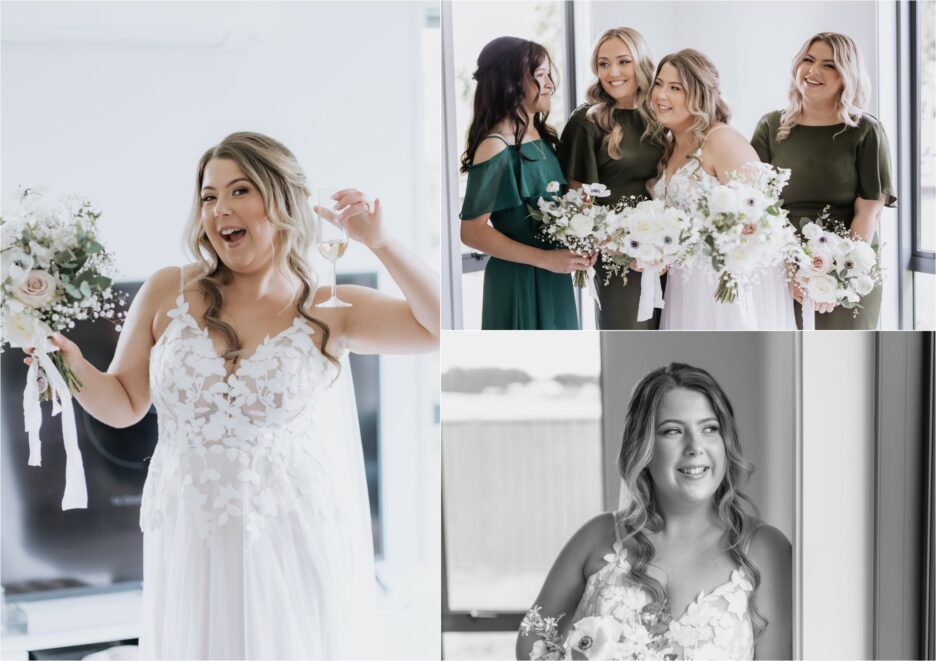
[459,138,578,330]
[558,105,664,330]
[752,110,896,330]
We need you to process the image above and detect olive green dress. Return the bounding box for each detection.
[460,138,578,330]
[558,105,664,329]
[752,110,896,330]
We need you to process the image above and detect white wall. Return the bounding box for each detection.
[801,332,876,659]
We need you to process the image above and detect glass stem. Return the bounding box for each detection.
[330,259,338,300]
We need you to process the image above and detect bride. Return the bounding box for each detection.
[647,50,796,330]
[24,132,440,659]
[516,363,791,660]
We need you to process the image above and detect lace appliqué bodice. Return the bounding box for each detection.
[141,290,339,547]
[572,542,755,660]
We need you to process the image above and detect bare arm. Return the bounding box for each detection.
[26,266,178,428]
[516,513,612,660]
[850,196,886,243]
[462,139,593,274]
[702,126,761,184]
[748,524,793,660]
[320,190,439,355]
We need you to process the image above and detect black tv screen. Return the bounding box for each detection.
[1,274,381,600]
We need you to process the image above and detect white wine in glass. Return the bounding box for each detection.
[315,188,352,308]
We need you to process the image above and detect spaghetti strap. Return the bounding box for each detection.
[484,133,512,146]
[743,521,765,554]
[702,124,731,145]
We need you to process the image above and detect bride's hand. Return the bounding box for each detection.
[316,189,389,251]
[23,334,83,368]
[790,280,804,304]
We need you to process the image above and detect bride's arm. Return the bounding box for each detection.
[317,189,439,355]
[515,513,610,660]
[702,126,761,184]
[748,524,793,660]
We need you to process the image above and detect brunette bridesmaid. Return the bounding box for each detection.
[558,27,663,329]
[752,32,895,330]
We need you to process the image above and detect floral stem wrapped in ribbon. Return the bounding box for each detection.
[603,198,700,323]
[1,187,125,510]
[528,182,614,305]
[694,164,798,313]
[789,208,883,330]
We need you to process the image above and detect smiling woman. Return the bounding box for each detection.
[516,363,792,661]
[21,130,440,659]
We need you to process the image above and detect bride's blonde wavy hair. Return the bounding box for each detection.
[777,32,870,141]
[183,131,338,370]
[584,27,657,159]
[616,363,767,638]
[643,49,732,181]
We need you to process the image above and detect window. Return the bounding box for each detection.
[441,332,602,658]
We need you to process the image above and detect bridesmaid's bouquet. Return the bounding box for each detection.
[603,198,700,322]
[694,163,797,305]
[789,207,883,329]
[530,182,612,294]
[1,186,125,510]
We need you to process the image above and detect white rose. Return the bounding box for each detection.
[626,210,657,243]
[13,269,58,308]
[850,274,875,296]
[2,308,53,348]
[545,181,560,194]
[723,242,763,275]
[1,248,34,286]
[707,186,741,217]
[28,240,53,269]
[806,274,840,304]
[569,213,594,238]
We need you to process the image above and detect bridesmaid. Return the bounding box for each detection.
[752,32,896,330]
[558,27,663,329]
[460,36,591,330]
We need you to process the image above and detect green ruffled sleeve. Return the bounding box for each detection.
[558,105,600,185]
[750,112,774,163]
[857,116,897,207]
[459,149,523,220]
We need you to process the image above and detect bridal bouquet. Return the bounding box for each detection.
[603,198,700,322]
[694,164,797,307]
[530,182,613,298]
[788,208,882,329]
[522,606,676,660]
[1,187,125,509]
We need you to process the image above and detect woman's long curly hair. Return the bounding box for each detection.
[643,49,731,181]
[616,362,766,637]
[584,27,657,159]
[777,32,869,142]
[460,37,560,173]
[183,131,338,370]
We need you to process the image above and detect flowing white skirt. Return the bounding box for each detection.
[661,259,796,330]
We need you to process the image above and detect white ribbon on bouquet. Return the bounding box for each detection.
[22,340,87,510]
[585,266,602,310]
[801,296,816,330]
[737,289,758,331]
[636,266,665,322]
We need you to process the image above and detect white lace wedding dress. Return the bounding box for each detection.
[652,152,795,330]
[570,511,755,660]
[138,271,376,659]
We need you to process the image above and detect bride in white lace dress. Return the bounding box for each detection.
[647,50,795,330]
[517,363,791,661]
[24,132,440,659]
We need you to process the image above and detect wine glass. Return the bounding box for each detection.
[315,188,352,308]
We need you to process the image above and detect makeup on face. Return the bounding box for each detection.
[650,62,689,129]
[648,387,728,504]
[796,41,843,103]
[596,38,637,108]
